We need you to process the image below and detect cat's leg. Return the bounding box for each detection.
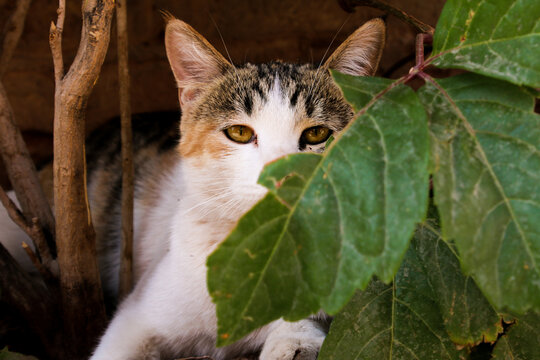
[90,300,160,360]
[90,254,180,360]
[259,318,327,360]
[90,250,223,360]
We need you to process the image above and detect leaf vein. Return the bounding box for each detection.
[426,75,539,275]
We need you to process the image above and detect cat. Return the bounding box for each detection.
[0,16,385,360]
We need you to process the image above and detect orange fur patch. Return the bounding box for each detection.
[179,123,231,164]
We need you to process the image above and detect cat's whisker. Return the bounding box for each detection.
[181,191,236,216]
[213,198,245,221]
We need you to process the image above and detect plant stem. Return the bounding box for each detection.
[337,0,434,35]
[116,0,135,300]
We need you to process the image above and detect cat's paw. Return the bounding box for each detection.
[259,337,323,360]
[259,320,326,360]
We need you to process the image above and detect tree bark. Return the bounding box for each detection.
[0,0,32,78]
[116,0,135,300]
[0,82,56,257]
[50,0,115,357]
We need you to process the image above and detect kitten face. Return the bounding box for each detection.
[179,62,353,216]
[165,18,386,220]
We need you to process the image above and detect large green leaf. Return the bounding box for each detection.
[431,0,540,87]
[208,74,430,345]
[492,312,540,359]
[418,73,540,314]
[413,222,502,345]
[319,223,496,359]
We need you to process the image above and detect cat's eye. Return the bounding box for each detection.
[301,126,332,145]
[224,125,255,144]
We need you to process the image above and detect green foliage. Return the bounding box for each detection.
[319,222,502,359]
[492,312,540,359]
[208,78,430,345]
[432,0,540,87]
[0,348,38,360]
[419,74,540,313]
[208,0,540,356]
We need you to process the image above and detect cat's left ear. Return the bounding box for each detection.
[165,19,233,109]
[324,18,386,76]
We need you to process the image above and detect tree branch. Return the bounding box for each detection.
[0,82,56,255]
[0,0,32,78]
[0,185,55,278]
[0,0,55,256]
[49,0,65,83]
[338,0,434,35]
[116,0,134,300]
[50,0,115,357]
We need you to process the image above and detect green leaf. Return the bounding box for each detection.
[492,312,540,359]
[0,348,38,360]
[431,0,540,87]
[259,153,323,206]
[413,222,502,345]
[319,224,484,359]
[208,74,430,345]
[418,73,540,314]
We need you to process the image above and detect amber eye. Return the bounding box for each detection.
[224,125,255,144]
[301,126,332,145]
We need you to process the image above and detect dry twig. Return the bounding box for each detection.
[50,0,115,356]
[0,0,32,78]
[338,0,434,35]
[0,0,55,258]
[0,2,62,356]
[0,83,56,259]
[116,0,135,299]
[0,185,55,276]
[49,0,65,83]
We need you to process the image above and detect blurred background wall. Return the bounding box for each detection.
[0,0,445,188]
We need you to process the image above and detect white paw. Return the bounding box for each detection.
[259,320,326,360]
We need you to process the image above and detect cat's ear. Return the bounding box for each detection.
[165,19,232,108]
[324,18,386,76]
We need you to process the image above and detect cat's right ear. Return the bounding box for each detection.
[165,19,232,109]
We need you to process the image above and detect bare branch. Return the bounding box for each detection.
[0,0,32,77]
[0,185,56,278]
[21,241,52,279]
[0,184,29,232]
[0,82,56,253]
[29,217,57,274]
[116,0,135,299]
[51,0,115,356]
[338,0,434,35]
[0,0,55,254]
[49,0,65,83]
